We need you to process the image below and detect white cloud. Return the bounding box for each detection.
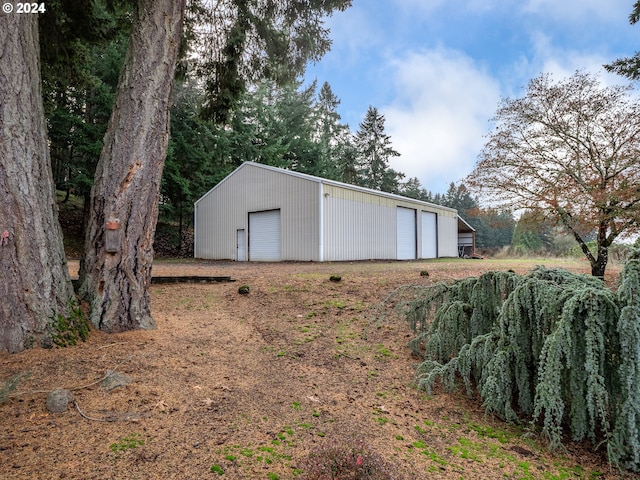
[520,31,630,88]
[382,48,501,193]
[390,0,504,14]
[522,0,629,22]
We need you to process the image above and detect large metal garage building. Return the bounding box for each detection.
[194,161,473,262]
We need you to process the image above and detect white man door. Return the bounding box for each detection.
[236,229,246,261]
[248,209,281,261]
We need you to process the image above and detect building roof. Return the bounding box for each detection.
[196,161,459,215]
[458,215,476,233]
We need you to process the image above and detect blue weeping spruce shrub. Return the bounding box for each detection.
[401,250,640,471]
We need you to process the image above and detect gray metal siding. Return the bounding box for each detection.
[194,164,320,260]
[323,196,396,261]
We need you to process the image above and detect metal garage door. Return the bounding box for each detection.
[396,207,416,260]
[421,212,437,259]
[249,210,281,261]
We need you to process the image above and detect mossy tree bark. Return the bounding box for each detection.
[0,14,75,352]
[78,0,185,332]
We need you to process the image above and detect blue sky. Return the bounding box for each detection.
[303,0,639,195]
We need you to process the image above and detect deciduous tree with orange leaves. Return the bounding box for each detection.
[467,71,640,277]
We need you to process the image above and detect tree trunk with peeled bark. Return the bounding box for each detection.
[0,14,75,352]
[78,0,185,332]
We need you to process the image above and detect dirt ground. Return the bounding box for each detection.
[0,258,635,480]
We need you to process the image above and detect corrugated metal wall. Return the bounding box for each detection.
[321,184,457,260]
[195,164,320,260]
[323,194,396,260]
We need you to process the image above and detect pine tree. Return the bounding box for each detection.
[354,106,401,192]
[314,82,350,180]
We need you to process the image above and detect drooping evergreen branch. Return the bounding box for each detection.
[397,259,640,472]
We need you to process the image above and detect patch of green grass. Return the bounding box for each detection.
[375,344,397,359]
[543,465,604,480]
[324,299,346,309]
[374,416,389,426]
[515,461,536,480]
[239,447,254,457]
[210,464,224,475]
[291,401,302,410]
[468,422,514,443]
[447,438,482,462]
[109,433,144,453]
[420,448,449,466]
[412,440,426,449]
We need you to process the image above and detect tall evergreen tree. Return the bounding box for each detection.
[314,81,349,180]
[195,0,353,123]
[162,79,225,251]
[334,129,360,185]
[354,106,401,192]
[399,177,430,201]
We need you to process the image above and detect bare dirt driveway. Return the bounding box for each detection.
[0,258,629,479]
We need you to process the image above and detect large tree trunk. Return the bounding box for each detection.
[78,0,185,332]
[0,15,75,352]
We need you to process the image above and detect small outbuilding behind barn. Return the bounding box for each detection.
[194,162,474,262]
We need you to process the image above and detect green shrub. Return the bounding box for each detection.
[399,250,640,472]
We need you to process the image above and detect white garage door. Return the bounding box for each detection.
[396,207,416,260]
[421,212,437,259]
[249,210,281,261]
